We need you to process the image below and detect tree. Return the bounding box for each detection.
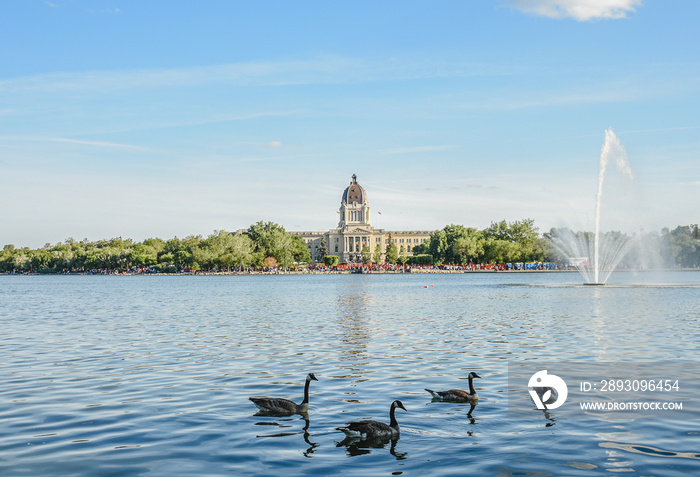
[361,245,371,264]
[228,233,255,269]
[130,243,158,267]
[426,225,484,264]
[397,246,408,265]
[318,237,328,262]
[386,243,399,264]
[663,224,700,268]
[372,244,383,264]
[448,226,484,264]
[246,221,306,268]
[263,256,278,269]
[483,219,542,262]
[428,229,449,264]
[289,235,312,265]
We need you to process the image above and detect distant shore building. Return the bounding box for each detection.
[292,174,432,263]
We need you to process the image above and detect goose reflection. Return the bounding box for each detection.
[254,416,319,455]
[466,402,477,421]
[336,435,407,460]
[541,409,556,427]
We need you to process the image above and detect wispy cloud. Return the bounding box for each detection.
[458,87,641,111]
[1,136,152,151]
[383,145,455,155]
[618,126,700,134]
[263,141,283,148]
[501,0,643,21]
[0,56,509,95]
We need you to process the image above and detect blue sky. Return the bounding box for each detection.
[1,0,698,248]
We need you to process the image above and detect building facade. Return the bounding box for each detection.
[292,174,433,263]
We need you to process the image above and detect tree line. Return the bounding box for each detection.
[408,219,547,265]
[1,220,698,273]
[0,221,311,274]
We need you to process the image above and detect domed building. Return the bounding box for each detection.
[292,174,432,264]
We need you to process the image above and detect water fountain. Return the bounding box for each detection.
[550,129,638,285]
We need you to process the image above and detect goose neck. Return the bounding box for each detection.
[389,402,399,428]
[301,377,311,404]
[468,375,476,395]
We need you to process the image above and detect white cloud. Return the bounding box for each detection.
[502,0,643,21]
[263,141,283,148]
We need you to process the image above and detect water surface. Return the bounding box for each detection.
[1,271,699,475]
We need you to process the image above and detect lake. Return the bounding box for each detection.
[1,271,699,476]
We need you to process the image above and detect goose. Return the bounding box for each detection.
[337,400,407,439]
[425,371,481,402]
[249,373,318,414]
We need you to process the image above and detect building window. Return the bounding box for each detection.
[335,245,338,252]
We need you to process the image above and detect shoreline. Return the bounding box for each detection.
[3,268,696,277]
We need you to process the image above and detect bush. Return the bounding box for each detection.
[323,255,339,267]
[410,254,433,265]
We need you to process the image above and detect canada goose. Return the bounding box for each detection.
[337,400,407,439]
[249,373,318,414]
[425,371,481,402]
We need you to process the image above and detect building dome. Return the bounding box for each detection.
[342,174,368,204]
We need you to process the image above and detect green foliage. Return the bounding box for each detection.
[318,237,328,261]
[386,243,398,264]
[411,242,429,255]
[662,224,700,268]
[323,255,339,267]
[372,244,383,264]
[245,221,308,267]
[410,254,433,265]
[397,246,408,265]
[428,224,484,264]
[3,219,697,273]
[289,235,312,265]
[361,245,371,264]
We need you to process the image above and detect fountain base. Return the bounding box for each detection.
[583,283,606,286]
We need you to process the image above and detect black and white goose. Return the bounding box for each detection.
[337,400,407,439]
[425,371,482,402]
[249,373,318,414]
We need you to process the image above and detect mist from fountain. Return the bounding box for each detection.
[551,129,638,285]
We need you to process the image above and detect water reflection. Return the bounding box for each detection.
[254,416,318,456]
[540,409,556,427]
[336,289,372,355]
[336,435,407,460]
[599,441,700,460]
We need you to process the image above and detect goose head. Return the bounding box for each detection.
[392,400,407,412]
[468,372,482,380]
[307,373,319,382]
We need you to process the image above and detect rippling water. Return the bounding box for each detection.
[1,271,699,475]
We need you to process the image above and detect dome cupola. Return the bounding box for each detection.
[342,174,368,205]
[338,174,371,227]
